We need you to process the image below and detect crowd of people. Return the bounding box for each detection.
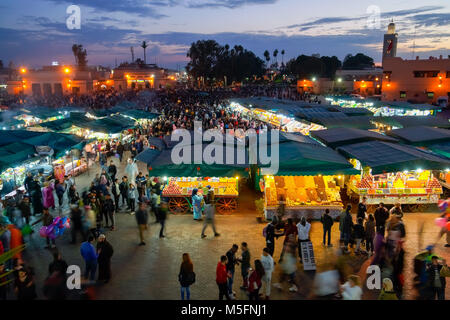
[0,87,449,301]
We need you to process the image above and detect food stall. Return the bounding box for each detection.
[263,174,346,219]
[351,171,443,212]
[337,140,450,212]
[162,176,239,214]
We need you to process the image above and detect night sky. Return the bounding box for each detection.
[0,0,449,69]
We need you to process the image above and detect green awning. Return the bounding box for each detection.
[122,109,160,120]
[337,141,450,174]
[386,126,450,146]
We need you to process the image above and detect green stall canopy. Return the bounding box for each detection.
[373,116,450,129]
[337,141,450,174]
[310,127,398,148]
[386,126,450,147]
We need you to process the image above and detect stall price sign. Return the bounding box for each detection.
[301,241,316,271]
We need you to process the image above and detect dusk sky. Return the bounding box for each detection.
[0,0,449,69]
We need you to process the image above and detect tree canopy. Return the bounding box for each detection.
[186,40,265,85]
[285,55,342,79]
[71,44,88,69]
[342,53,374,70]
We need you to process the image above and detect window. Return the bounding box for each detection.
[400,91,406,98]
[414,71,439,78]
[446,71,450,78]
[427,92,434,98]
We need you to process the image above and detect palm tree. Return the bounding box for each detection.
[141,41,148,64]
[263,50,270,67]
[273,49,278,64]
[281,49,285,65]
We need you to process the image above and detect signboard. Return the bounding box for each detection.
[300,241,316,271]
[364,194,439,205]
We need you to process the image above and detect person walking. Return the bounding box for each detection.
[80,236,98,281]
[201,186,219,238]
[103,194,115,230]
[374,202,389,236]
[70,204,86,244]
[107,160,117,183]
[341,206,354,252]
[179,253,195,300]
[297,216,311,263]
[341,275,363,300]
[97,234,114,283]
[111,178,120,212]
[260,247,274,300]
[48,251,68,275]
[226,244,239,298]
[116,142,124,163]
[239,242,250,290]
[135,172,147,202]
[273,239,298,292]
[365,214,376,256]
[216,255,231,300]
[158,200,167,238]
[135,202,149,246]
[264,220,280,258]
[321,209,334,247]
[119,177,129,210]
[247,260,265,300]
[279,218,298,263]
[32,208,55,249]
[128,183,137,214]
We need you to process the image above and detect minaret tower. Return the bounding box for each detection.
[382,20,398,63]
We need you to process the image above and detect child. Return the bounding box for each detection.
[353,217,365,254]
[128,184,136,214]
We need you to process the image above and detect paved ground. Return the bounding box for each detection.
[10,152,450,300]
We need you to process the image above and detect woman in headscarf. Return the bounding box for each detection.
[191,189,203,221]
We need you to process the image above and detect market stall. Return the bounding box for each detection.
[337,140,450,212]
[252,136,358,219]
[351,171,443,212]
[162,176,239,214]
[135,135,249,214]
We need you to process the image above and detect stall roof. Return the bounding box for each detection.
[38,118,74,132]
[0,130,85,171]
[337,141,450,174]
[387,126,450,146]
[310,116,376,130]
[372,116,450,129]
[261,141,358,176]
[427,142,450,159]
[327,106,373,116]
[122,109,160,120]
[310,128,398,148]
[374,101,442,111]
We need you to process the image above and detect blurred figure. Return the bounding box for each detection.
[32,208,55,249]
[279,218,298,263]
[260,247,274,300]
[357,196,367,221]
[378,278,398,300]
[178,253,195,300]
[247,260,265,300]
[135,201,149,246]
[374,203,389,236]
[313,263,340,300]
[353,217,366,255]
[201,185,219,238]
[238,242,250,290]
[364,214,376,256]
[341,275,362,300]
[70,204,86,244]
[297,216,311,263]
[14,267,36,300]
[226,244,239,298]
[273,240,298,292]
[48,251,68,275]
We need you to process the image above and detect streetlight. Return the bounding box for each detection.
[337,78,342,83]
[64,68,71,73]
[20,68,27,73]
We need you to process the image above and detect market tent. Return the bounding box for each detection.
[247,131,321,146]
[386,126,450,146]
[327,106,373,117]
[135,144,250,177]
[122,109,160,120]
[337,141,450,174]
[372,116,450,129]
[427,142,450,159]
[0,142,37,164]
[296,110,348,122]
[310,128,398,148]
[258,141,358,176]
[373,101,442,111]
[310,116,376,130]
[0,130,43,147]
[38,118,74,132]
[23,132,85,158]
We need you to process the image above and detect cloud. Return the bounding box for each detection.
[186,0,279,9]
[45,0,168,18]
[410,13,450,28]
